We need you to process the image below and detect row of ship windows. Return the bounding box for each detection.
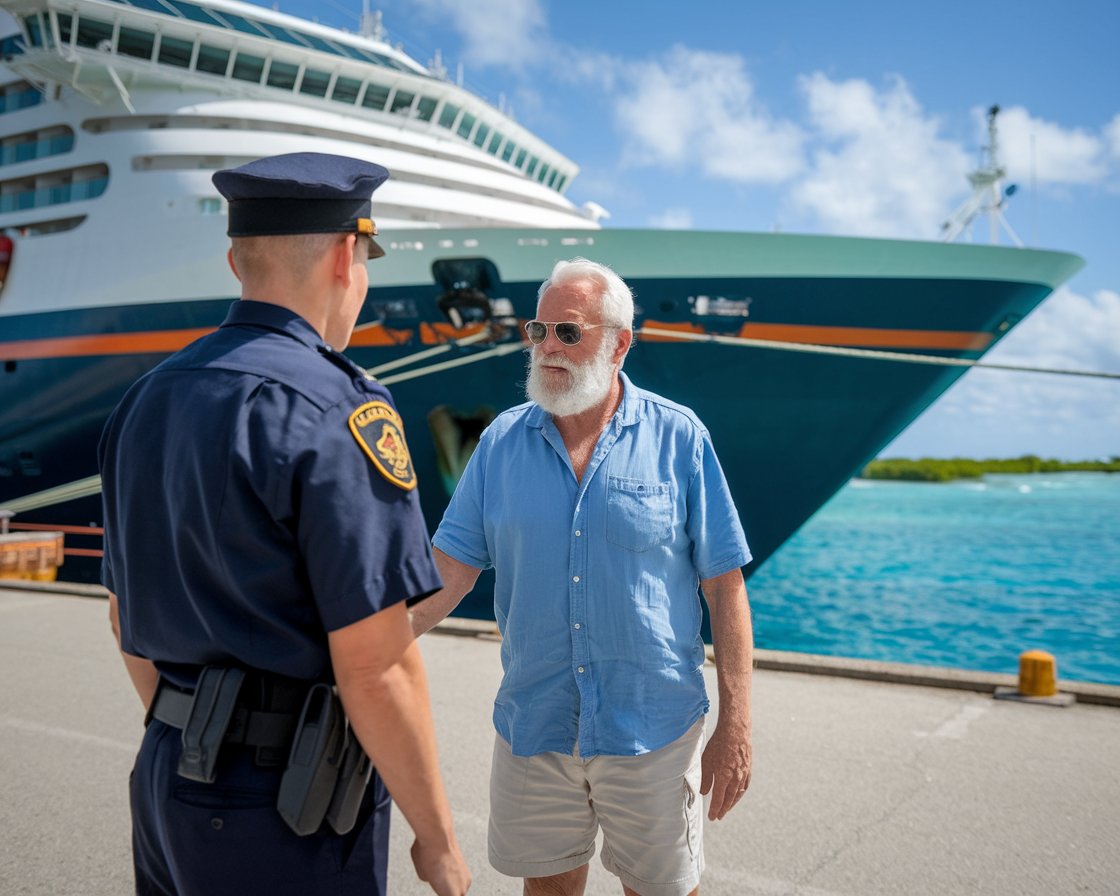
[11,11,570,193]
[0,165,109,214]
[0,128,74,167]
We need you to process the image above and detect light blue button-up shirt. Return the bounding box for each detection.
[433,373,751,757]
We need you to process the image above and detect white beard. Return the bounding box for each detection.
[525,336,616,418]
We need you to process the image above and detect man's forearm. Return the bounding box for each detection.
[410,548,482,636]
[704,570,754,731]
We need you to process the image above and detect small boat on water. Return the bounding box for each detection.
[0,0,1083,616]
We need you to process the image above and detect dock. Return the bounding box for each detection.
[2,584,1118,895]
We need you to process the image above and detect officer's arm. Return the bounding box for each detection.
[409,548,481,636]
[329,601,470,894]
[107,592,159,710]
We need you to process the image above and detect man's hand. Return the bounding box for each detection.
[699,718,752,821]
[412,837,472,895]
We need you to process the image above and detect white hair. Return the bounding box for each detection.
[537,257,634,330]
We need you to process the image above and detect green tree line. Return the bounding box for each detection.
[861,455,1120,482]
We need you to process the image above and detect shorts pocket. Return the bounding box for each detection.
[606,476,672,552]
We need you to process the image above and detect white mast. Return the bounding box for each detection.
[941,105,1022,246]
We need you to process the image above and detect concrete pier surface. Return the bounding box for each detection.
[2,586,1119,896]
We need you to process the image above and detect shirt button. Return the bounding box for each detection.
[575,530,581,537]
[577,666,585,673]
[573,575,580,583]
[574,623,581,629]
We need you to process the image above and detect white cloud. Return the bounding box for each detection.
[789,74,971,239]
[610,46,805,184]
[1104,113,1120,160]
[408,0,547,70]
[647,207,694,229]
[885,287,1120,459]
[986,105,1109,186]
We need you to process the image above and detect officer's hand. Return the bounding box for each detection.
[411,837,471,895]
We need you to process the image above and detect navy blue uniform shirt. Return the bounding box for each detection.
[99,300,441,687]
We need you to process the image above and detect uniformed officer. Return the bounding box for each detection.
[99,152,471,895]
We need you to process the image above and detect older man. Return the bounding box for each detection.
[411,258,753,896]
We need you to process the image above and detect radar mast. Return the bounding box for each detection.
[941,105,1022,246]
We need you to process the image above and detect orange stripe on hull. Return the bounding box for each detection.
[1,320,992,360]
[1,328,215,360]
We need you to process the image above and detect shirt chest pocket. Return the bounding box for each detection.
[606,476,673,552]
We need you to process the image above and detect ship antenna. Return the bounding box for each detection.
[359,2,386,42]
[941,105,1023,246]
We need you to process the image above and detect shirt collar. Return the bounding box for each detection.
[220,300,324,352]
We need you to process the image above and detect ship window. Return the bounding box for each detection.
[292,31,335,53]
[0,164,109,213]
[163,0,225,27]
[536,163,549,183]
[0,85,43,116]
[473,122,490,148]
[390,90,415,114]
[439,103,460,129]
[266,60,298,90]
[501,142,515,162]
[514,148,527,168]
[74,18,114,51]
[8,216,86,236]
[212,12,273,40]
[231,52,266,84]
[300,69,330,98]
[0,127,75,166]
[158,35,194,68]
[22,15,44,47]
[485,131,503,155]
[555,174,567,192]
[457,113,476,139]
[198,197,222,214]
[415,96,437,122]
[195,44,229,75]
[118,26,156,61]
[362,83,389,110]
[121,0,176,14]
[331,76,362,104]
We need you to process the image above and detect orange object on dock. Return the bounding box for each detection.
[0,531,65,581]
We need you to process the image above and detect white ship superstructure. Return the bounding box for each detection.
[0,0,596,317]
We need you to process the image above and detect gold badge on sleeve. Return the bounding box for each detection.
[348,400,417,490]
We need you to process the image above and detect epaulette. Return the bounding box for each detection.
[318,345,380,387]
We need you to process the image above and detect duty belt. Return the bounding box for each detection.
[149,682,299,750]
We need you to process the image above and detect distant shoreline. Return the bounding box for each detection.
[861,456,1120,482]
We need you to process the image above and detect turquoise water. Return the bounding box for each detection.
[747,472,1120,685]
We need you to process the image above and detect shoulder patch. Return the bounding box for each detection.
[348,401,417,490]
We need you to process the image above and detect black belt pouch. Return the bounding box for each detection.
[177,667,246,783]
[277,683,345,836]
[325,725,373,835]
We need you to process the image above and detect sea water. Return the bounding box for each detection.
[747,472,1120,685]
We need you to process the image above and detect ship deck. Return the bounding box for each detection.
[2,583,1118,895]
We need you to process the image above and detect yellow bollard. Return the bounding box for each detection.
[994,648,1073,706]
[1017,650,1057,697]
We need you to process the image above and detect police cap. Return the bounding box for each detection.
[212,152,389,259]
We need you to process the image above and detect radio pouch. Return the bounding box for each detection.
[177,666,246,783]
[277,683,345,836]
[324,725,373,835]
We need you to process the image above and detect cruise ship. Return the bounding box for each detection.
[0,0,1083,613]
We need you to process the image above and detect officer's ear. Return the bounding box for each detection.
[226,248,241,282]
[332,234,359,285]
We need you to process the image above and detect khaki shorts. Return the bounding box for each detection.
[488,719,705,896]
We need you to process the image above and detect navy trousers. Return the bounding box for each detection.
[130,719,391,895]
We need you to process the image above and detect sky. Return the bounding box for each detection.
[280,0,1118,459]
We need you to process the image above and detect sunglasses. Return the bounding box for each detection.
[524,320,620,346]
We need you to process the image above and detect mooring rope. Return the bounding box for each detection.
[637,327,1120,381]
